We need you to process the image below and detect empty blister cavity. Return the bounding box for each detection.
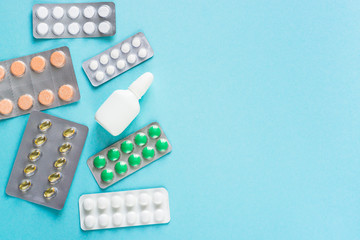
[79,188,170,231]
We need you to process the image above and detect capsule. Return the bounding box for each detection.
[28,149,41,161]
[33,135,47,147]
[38,119,52,131]
[44,187,57,199]
[48,172,62,184]
[19,180,31,192]
[63,127,76,139]
[54,157,66,169]
[24,164,37,176]
[59,143,72,154]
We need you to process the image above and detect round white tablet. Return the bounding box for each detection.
[52,6,64,20]
[140,210,151,224]
[153,191,163,205]
[52,23,65,36]
[111,195,122,208]
[121,43,131,53]
[106,66,115,75]
[110,49,120,59]
[125,194,136,208]
[100,55,109,65]
[154,209,165,222]
[83,22,96,35]
[127,54,136,64]
[97,197,108,210]
[132,37,141,47]
[95,71,105,81]
[126,212,137,225]
[116,60,126,70]
[98,21,111,34]
[89,60,98,71]
[36,23,49,36]
[98,214,109,227]
[68,22,80,35]
[83,198,95,211]
[36,7,49,20]
[98,5,111,18]
[68,6,80,19]
[139,193,150,206]
[84,215,96,228]
[112,213,122,226]
[83,6,95,19]
[138,48,147,58]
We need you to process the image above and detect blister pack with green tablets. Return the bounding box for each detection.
[87,122,172,189]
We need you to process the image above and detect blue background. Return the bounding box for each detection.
[0,0,359,239]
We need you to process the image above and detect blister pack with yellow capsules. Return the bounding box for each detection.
[6,111,88,210]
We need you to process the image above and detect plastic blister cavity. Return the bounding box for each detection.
[6,112,89,210]
[87,122,172,189]
[79,188,170,231]
[82,32,154,87]
[33,2,116,39]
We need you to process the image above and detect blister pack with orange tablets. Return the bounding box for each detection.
[0,46,80,120]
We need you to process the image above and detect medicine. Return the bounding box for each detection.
[79,188,171,231]
[95,72,153,136]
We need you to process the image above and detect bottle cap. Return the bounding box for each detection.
[128,72,153,99]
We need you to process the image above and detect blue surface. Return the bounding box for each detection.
[0,0,359,239]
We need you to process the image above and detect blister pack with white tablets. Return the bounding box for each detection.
[0,46,80,120]
[82,32,154,87]
[79,188,170,230]
[33,2,116,39]
[6,111,88,210]
[87,122,172,189]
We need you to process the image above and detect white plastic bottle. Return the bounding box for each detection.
[95,72,153,136]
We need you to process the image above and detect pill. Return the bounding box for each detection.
[93,155,106,169]
[121,140,134,153]
[121,43,130,53]
[36,6,49,20]
[126,212,137,225]
[83,6,96,19]
[43,187,57,199]
[111,196,122,209]
[83,198,95,211]
[97,197,108,210]
[59,143,72,154]
[10,61,26,77]
[89,60,98,71]
[30,56,46,73]
[127,54,136,64]
[128,154,141,167]
[114,161,127,175]
[83,22,96,35]
[17,94,34,111]
[68,6,80,19]
[100,55,109,65]
[125,194,136,208]
[63,127,77,138]
[95,71,105,81]
[107,148,120,161]
[48,172,62,184]
[38,119,52,131]
[33,135,47,147]
[148,125,161,138]
[140,211,151,224]
[139,193,150,207]
[54,157,66,169]
[98,5,111,18]
[28,149,41,161]
[138,48,147,58]
[24,164,37,177]
[84,215,96,228]
[36,23,49,36]
[142,147,155,160]
[99,214,109,227]
[98,21,111,34]
[106,66,115,75]
[154,209,165,222]
[135,133,147,146]
[58,84,74,102]
[19,180,31,192]
[0,99,13,115]
[50,51,66,68]
[132,37,141,48]
[116,60,126,70]
[0,66,5,81]
[110,49,120,59]
[53,23,65,36]
[38,89,54,106]
[68,22,80,35]
[52,6,64,20]
[156,139,169,152]
[112,213,122,226]
[101,169,114,182]
[153,191,163,205]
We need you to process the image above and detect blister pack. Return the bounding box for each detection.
[82,32,154,87]
[0,46,80,120]
[87,122,172,189]
[6,111,88,210]
[79,187,170,231]
[33,2,116,39]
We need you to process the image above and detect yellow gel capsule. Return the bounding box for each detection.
[24,164,37,176]
[59,143,72,154]
[44,187,57,199]
[63,127,76,138]
[48,172,62,184]
[54,157,66,169]
[38,119,52,131]
[19,180,31,192]
[33,135,47,147]
[28,149,41,161]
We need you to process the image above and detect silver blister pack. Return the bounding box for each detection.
[82,32,154,87]
[6,111,89,210]
[0,46,80,120]
[87,122,172,189]
[79,187,171,231]
[33,2,116,39]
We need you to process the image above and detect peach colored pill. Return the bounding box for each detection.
[0,99,13,115]
[38,89,54,106]
[58,84,74,102]
[18,94,34,111]
[30,56,46,73]
[50,51,66,68]
[10,61,26,77]
[0,66,5,81]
